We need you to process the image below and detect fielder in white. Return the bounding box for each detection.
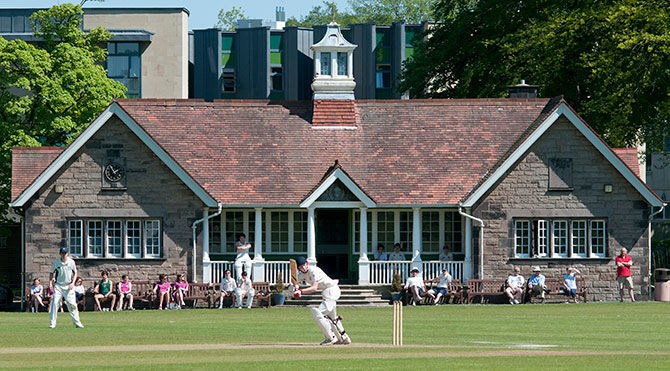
[291,257,351,345]
[49,247,84,328]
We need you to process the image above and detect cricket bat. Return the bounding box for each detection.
[289,259,298,286]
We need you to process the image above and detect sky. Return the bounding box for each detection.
[0,0,351,30]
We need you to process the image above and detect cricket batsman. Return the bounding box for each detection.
[49,247,84,328]
[291,257,351,345]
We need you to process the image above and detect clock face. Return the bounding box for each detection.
[104,163,124,182]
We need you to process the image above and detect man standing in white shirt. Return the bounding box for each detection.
[49,247,84,328]
[234,234,252,280]
[291,257,351,345]
[505,266,525,305]
[235,271,255,309]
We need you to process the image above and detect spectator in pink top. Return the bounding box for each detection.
[173,273,189,308]
[615,247,635,302]
[153,274,171,310]
[116,275,134,311]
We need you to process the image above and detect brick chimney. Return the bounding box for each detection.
[508,80,539,98]
[311,22,358,127]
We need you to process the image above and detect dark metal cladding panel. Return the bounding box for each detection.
[236,27,270,99]
[391,21,406,99]
[349,23,375,99]
[284,27,314,100]
[193,29,221,101]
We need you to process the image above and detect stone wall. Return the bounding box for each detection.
[23,116,205,285]
[473,116,651,301]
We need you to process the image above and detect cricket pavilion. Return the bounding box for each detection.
[10,23,664,301]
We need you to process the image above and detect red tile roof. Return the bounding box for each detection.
[111,98,555,205]
[612,148,640,177]
[11,147,64,200]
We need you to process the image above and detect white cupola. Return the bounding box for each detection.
[311,22,357,100]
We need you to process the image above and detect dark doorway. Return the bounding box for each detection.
[316,209,350,281]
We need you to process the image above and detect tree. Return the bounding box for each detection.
[399,0,670,151]
[286,0,436,27]
[0,4,125,218]
[215,6,247,30]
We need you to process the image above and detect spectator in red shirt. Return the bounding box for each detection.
[615,247,635,302]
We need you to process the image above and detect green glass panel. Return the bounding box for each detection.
[270,33,283,50]
[270,52,282,65]
[221,53,234,68]
[268,91,285,100]
[375,48,390,63]
[375,30,390,47]
[221,35,234,51]
[405,30,415,46]
[405,47,414,60]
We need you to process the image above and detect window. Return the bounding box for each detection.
[552,220,568,257]
[515,220,531,257]
[353,210,372,253]
[68,220,83,256]
[376,65,391,89]
[106,42,141,98]
[225,211,244,253]
[571,220,587,257]
[377,211,395,250]
[270,211,289,252]
[209,213,222,254]
[444,211,462,253]
[399,211,413,251]
[664,135,670,152]
[294,211,307,253]
[145,220,161,257]
[126,221,142,258]
[0,236,6,249]
[271,67,283,91]
[320,52,331,76]
[514,218,607,259]
[221,70,235,93]
[87,221,103,257]
[549,158,573,190]
[590,220,606,257]
[106,221,123,258]
[337,52,348,76]
[421,211,440,253]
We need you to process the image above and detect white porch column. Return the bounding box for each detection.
[411,207,422,263]
[202,208,211,283]
[307,207,316,264]
[252,208,265,282]
[358,207,369,284]
[464,214,473,279]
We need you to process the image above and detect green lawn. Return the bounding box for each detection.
[2,302,669,369]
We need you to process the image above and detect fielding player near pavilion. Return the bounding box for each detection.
[49,247,84,328]
[291,257,351,345]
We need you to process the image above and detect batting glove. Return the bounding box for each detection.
[292,289,302,299]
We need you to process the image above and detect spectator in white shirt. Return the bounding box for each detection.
[439,245,454,261]
[505,266,525,305]
[388,243,405,261]
[404,268,433,306]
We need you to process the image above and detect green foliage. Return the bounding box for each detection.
[0,4,125,218]
[215,6,247,30]
[286,0,436,27]
[272,276,286,294]
[390,270,403,292]
[399,0,670,151]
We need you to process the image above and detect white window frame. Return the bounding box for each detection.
[293,210,308,253]
[421,210,441,253]
[125,220,142,258]
[376,210,395,251]
[144,220,161,258]
[537,220,548,257]
[571,220,587,257]
[106,220,123,258]
[87,220,103,258]
[223,210,246,254]
[265,209,309,255]
[68,220,83,257]
[270,211,290,253]
[590,220,607,257]
[552,220,568,258]
[514,220,531,258]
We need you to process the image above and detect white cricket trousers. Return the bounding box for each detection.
[235,288,256,308]
[310,285,342,339]
[234,259,252,280]
[50,284,83,328]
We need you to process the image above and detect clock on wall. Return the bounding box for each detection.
[104,163,125,182]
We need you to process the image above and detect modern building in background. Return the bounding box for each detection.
[0,7,189,99]
[192,20,429,101]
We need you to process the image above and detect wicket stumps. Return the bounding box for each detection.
[392,300,403,346]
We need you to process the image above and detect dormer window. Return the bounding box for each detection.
[321,52,331,76]
[311,22,357,99]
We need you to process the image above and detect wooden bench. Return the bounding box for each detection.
[542,277,588,302]
[183,283,212,308]
[465,279,524,304]
[24,286,51,312]
[130,281,155,309]
[423,279,464,304]
[252,282,271,308]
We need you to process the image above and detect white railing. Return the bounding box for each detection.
[367,261,464,285]
[204,260,289,285]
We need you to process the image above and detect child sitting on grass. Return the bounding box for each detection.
[153,274,171,310]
